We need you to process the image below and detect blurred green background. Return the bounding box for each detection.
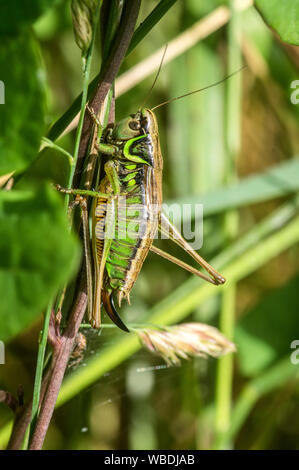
[1,0,299,450]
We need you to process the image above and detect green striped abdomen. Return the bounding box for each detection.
[105,161,150,299]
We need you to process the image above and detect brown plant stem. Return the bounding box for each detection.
[7,369,52,450]
[7,276,87,450]
[0,391,18,413]
[28,282,88,449]
[74,0,141,186]
[7,0,141,450]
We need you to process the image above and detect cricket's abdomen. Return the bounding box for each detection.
[105,161,159,306]
[93,108,163,312]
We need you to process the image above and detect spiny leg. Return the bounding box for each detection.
[150,245,218,285]
[67,195,94,323]
[90,194,115,328]
[86,104,102,128]
[86,105,117,156]
[80,196,94,324]
[159,212,225,285]
[55,184,111,200]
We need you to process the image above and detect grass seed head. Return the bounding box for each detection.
[138,323,236,366]
[71,0,97,57]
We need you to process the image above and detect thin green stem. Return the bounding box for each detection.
[229,357,299,441]
[66,2,103,202]
[214,286,236,449]
[214,0,242,449]
[22,302,52,449]
[101,0,122,64]
[41,137,74,166]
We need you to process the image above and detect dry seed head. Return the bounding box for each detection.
[71,0,98,56]
[138,323,236,366]
[69,332,87,368]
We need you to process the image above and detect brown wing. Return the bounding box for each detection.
[90,177,109,328]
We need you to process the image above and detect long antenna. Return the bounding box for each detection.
[151,65,247,111]
[139,44,168,110]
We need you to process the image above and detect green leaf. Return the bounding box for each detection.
[170,158,299,221]
[255,0,299,45]
[127,0,179,55]
[236,275,299,377]
[0,184,80,342]
[0,32,46,176]
[0,0,58,35]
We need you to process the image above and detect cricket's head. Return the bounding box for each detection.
[112,108,162,168]
[111,108,159,141]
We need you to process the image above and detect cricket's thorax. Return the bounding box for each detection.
[93,109,163,306]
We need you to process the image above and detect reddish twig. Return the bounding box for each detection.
[0,391,19,413]
[7,370,52,450]
[7,280,87,450]
[28,282,88,449]
[7,0,141,450]
[74,0,141,186]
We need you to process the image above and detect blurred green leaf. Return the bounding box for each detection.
[171,158,299,222]
[242,7,273,57]
[0,0,59,34]
[168,55,190,197]
[236,275,299,377]
[188,44,225,194]
[0,32,46,176]
[0,184,80,341]
[230,355,299,441]
[255,0,299,45]
[16,146,71,189]
[127,0,178,55]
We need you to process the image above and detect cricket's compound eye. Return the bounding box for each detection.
[129,120,140,131]
[112,116,142,140]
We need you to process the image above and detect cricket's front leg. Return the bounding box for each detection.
[77,195,94,323]
[55,184,111,200]
[61,192,94,326]
[86,104,118,157]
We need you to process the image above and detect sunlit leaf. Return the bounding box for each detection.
[255,0,299,45]
[171,158,299,221]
